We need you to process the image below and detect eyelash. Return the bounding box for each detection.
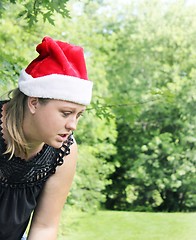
[62,112,83,119]
[62,112,71,117]
[77,113,83,118]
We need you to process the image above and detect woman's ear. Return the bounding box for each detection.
[27,97,39,114]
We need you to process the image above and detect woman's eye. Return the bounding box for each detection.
[62,111,84,118]
[77,112,84,119]
[62,112,71,117]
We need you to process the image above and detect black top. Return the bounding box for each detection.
[0,101,74,240]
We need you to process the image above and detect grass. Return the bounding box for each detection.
[58,208,196,240]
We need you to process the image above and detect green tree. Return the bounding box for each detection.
[0,0,70,25]
[1,0,195,212]
[0,0,118,211]
[103,0,196,211]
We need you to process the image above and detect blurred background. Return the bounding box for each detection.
[0,0,195,239]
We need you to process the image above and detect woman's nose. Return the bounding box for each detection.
[65,117,77,131]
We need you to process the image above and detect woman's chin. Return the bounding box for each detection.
[47,140,64,149]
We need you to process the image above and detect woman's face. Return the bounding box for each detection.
[24,98,86,148]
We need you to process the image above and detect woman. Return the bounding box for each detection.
[0,36,93,239]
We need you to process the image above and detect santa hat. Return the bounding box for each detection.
[18,36,93,105]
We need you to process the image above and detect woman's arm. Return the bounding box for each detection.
[27,142,78,240]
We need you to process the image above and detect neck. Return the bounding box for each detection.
[15,142,45,161]
[21,108,45,160]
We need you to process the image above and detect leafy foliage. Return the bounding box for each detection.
[0,0,195,212]
[103,0,196,211]
[0,0,70,26]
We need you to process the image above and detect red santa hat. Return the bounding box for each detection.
[18,36,93,105]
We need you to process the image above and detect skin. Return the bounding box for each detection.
[19,97,85,239]
[28,142,78,239]
[22,97,85,159]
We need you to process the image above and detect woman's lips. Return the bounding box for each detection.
[59,134,67,137]
[58,134,69,141]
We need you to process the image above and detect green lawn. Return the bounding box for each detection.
[58,209,196,240]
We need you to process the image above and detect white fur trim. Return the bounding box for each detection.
[18,69,93,105]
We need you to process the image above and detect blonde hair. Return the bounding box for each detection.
[4,89,50,159]
[4,88,28,158]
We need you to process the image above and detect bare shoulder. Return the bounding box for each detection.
[29,139,78,230]
[46,139,78,189]
[27,140,78,237]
